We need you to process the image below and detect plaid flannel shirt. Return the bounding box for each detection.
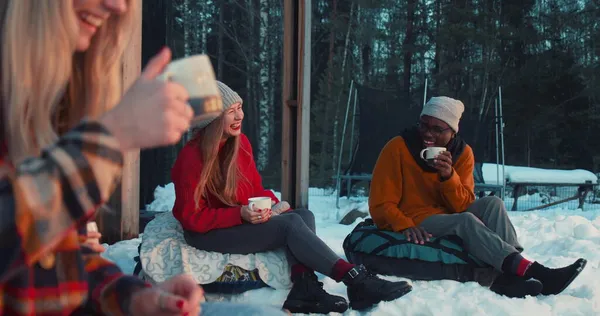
[0,120,149,316]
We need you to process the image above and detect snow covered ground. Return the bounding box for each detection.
[103,181,599,316]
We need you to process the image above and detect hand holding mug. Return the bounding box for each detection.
[419,146,446,163]
[259,208,273,222]
[84,222,105,253]
[99,48,223,151]
[242,197,272,224]
[420,147,453,179]
[240,205,271,224]
[241,204,259,224]
[433,151,453,179]
[157,54,223,128]
[99,47,194,151]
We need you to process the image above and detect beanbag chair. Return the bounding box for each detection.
[343,219,499,286]
[133,212,292,294]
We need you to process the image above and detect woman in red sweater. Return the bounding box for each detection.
[172,81,413,313]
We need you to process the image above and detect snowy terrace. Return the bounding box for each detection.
[103,164,600,315]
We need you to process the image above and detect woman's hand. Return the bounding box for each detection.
[83,231,105,253]
[241,205,272,224]
[272,201,291,215]
[128,274,204,316]
[402,226,433,244]
[99,47,193,151]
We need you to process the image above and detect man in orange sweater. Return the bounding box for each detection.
[369,96,586,298]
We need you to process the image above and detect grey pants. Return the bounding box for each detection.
[184,209,340,276]
[420,196,523,270]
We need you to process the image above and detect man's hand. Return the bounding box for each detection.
[402,227,433,244]
[433,151,453,180]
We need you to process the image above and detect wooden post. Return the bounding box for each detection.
[99,0,142,243]
[281,0,296,208]
[282,0,311,209]
[119,0,142,241]
[296,0,311,207]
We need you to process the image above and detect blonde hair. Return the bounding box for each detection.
[193,116,249,207]
[0,0,139,164]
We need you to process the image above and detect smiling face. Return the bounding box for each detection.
[418,115,455,148]
[222,102,244,138]
[73,0,128,52]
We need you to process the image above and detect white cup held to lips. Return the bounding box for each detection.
[86,221,99,243]
[248,197,272,211]
[158,54,223,127]
[420,146,446,162]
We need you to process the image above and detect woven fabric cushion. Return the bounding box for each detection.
[138,212,292,291]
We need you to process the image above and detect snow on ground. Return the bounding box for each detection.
[103,182,600,316]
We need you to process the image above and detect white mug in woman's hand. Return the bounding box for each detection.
[248,197,271,211]
[86,221,99,244]
[99,47,194,150]
[158,54,223,127]
[85,221,105,253]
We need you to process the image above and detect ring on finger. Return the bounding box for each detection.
[258,215,262,219]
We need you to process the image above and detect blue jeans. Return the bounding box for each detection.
[201,302,287,316]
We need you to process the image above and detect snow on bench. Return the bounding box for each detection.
[481,164,597,211]
[482,164,598,185]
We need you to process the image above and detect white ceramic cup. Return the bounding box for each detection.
[248,197,272,211]
[86,221,99,243]
[158,54,223,127]
[420,146,446,162]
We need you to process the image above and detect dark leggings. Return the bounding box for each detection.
[184,209,340,276]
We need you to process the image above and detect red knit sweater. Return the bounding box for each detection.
[171,133,279,233]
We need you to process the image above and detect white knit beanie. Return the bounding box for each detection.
[194,81,243,129]
[420,96,465,132]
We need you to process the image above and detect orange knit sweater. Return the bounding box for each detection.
[368,136,475,232]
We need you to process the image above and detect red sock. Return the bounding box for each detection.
[502,252,533,277]
[291,264,311,278]
[331,259,356,282]
[516,258,533,276]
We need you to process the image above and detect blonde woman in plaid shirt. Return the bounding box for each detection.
[0,1,288,315]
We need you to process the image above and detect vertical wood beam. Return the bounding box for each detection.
[296,0,311,207]
[281,0,297,207]
[282,0,311,209]
[119,0,142,241]
[100,0,142,243]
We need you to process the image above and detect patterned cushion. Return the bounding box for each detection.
[136,212,292,293]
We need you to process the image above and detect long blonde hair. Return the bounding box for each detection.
[193,116,249,207]
[0,0,139,164]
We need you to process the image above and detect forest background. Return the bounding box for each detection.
[139,0,600,206]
